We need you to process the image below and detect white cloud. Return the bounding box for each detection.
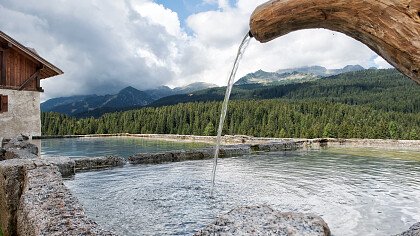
[0,0,391,101]
[184,0,381,86]
[373,56,393,69]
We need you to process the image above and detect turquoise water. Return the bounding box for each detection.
[41,137,209,158]
[64,147,420,236]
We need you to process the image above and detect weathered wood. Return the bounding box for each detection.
[19,71,39,90]
[1,95,8,112]
[0,51,4,85]
[249,0,420,84]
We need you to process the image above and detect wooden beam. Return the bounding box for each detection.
[0,43,12,52]
[250,0,420,84]
[1,49,6,86]
[0,85,21,90]
[19,70,39,90]
[36,77,44,92]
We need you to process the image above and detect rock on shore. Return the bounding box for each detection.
[195,205,331,236]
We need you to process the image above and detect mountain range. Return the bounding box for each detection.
[234,65,365,85]
[42,65,366,118]
[41,82,217,117]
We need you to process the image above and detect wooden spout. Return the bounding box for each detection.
[249,0,420,84]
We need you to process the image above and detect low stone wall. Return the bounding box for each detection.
[324,138,420,150]
[74,156,125,172]
[251,141,302,151]
[43,156,75,177]
[128,142,301,165]
[127,146,251,165]
[128,149,213,165]
[35,134,420,149]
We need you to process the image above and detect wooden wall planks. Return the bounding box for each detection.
[0,47,39,91]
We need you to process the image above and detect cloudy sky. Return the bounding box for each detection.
[0,0,392,100]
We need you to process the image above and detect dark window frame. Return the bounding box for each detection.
[0,94,8,113]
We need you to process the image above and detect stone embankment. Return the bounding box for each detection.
[195,205,331,236]
[0,136,115,236]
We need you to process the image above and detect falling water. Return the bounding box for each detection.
[211,32,253,193]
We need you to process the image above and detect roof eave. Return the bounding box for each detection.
[0,31,63,79]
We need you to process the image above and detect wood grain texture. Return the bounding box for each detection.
[250,0,420,84]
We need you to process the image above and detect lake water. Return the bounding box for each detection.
[63,146,420,236]
[40,137,209,158]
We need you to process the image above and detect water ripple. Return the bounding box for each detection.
[65,148,420,236]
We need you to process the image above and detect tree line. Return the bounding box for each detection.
[42,99,420,140]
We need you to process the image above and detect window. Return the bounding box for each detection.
[0,94,8,113]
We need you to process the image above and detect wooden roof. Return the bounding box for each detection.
[0,31,63,79]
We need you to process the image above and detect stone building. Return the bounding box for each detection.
[0,31,63,139]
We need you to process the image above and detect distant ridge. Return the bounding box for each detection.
[235,65,365,86]
[41,82,217,117]
[276,65,365,77]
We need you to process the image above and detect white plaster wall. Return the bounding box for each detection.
[0,89,41,139]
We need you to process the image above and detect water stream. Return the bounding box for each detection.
[211,32,252,192]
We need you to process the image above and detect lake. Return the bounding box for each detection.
[41,137,209,158]
[59,142,420,236]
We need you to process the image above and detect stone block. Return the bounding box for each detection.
[195,205,331,236]
[74,156,125,172]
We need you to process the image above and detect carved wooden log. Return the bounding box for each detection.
[249,0,420,84]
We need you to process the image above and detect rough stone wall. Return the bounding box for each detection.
[0,159,25,236]
[0,158,112,236]
[74,156,125,172]
[17,165,114,236]
[0,89,41,139]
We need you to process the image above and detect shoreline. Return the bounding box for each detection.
[34,133,420,150]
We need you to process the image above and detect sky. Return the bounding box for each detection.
[0,0,392,101]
